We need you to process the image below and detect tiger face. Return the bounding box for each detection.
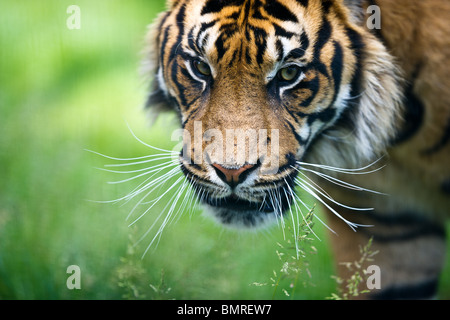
[146,0,403,229]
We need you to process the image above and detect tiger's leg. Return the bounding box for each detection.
[326,207,447,299]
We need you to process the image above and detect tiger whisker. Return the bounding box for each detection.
[125,121,177,154]
[296,156,385,175]
[290,189,336,236]
[270,186,286,239]
[134,178,187,256]
[128,174,185,226]
[96,158,176,174]
[146,179,191,252]
[96,161,178,184]
[103,155,177,168]
[284,178,321,241]
[185,175,201,218]
[88,126,193,257]
[300,167,387,195]
[283,186,300,257]
[137,169,185,205]
[295,175,374,212]
[122,165,181,208]
[295,179,372,231]
[293,168,334,199]
[122,166,182,219]
[85,149,177,162]
[105,160,179,185]
[168,180,194,226]
[258,193,268,212]
[174,183,195,223]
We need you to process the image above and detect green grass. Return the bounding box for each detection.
[0,0,449,300]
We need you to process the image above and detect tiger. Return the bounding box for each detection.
[143,0,450,299]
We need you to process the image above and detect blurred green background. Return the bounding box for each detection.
[0,0,449,300]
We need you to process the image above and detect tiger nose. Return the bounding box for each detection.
[212,163,256,187]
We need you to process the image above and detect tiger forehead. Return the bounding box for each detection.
[182,0,313,67]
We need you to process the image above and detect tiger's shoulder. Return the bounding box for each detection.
[351,0,450,218]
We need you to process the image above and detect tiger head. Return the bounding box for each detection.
[144,0,403,229]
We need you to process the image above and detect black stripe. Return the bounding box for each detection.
[187,28,201,56]
[215,21,242,63]
[264,1,298,23]
[276,39,284,61]
[276,71,319,105]
[199,21,216,33]
[181,106,200,128]
[245,45,252,64]
[370,278,440,300]
[250,0,264,20]
[155,10,171,63]
[307,107,337,126]
[299,32,310,55]
[273,23,295,39]
[201,0,244,15]
[254,25,268,65]
[362,211,443,229]
[170,60,188,108]
[442,179,450,195]
[285,43,308,61]
[180,66,203,94]
[391,82,425,145]
[155,4,186,111]
[168,4,186,61]
[330,41,344,107]
[358,211,446,243]
[214,33,227,62]
[321,0,333,13]
[226,10,241,21]
[287,120,308,145]
[422,117,450,155]
[228,48,239,68]
[314,17,332,56]
[242,0,252,23]
[332,27,365,133]
[284,102,303,126]
[159,25,171,66]
[298,75,320,107]
[295,0,309,7]
[196,21,216,53]
[311,17,332,78]
[146,14,172,110]
[219,22,238,34]
[345,27,365,100]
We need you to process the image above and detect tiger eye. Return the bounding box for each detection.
[194,60,212,77]
[278,66,300,82]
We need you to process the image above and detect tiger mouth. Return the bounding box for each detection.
[179,157,299,228]
[201,190,294,229]
[204,190,292,213]
[191,173,297,228]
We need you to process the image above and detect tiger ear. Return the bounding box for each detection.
[142,12,173,118]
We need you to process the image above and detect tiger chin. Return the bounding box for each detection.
[143,0,450,299]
